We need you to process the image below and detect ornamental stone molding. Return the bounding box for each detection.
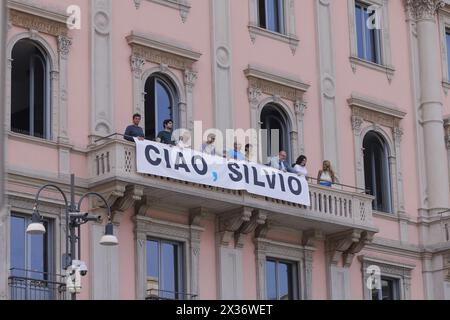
[405,0,445,20]
[244,65,309,103]
[134,215,204,300]
[127,32,201,71]
[349,93,407,218]
[254,238,315,300]
[326,229,375,267]
[359,255,414,300]
[7,0,69,37]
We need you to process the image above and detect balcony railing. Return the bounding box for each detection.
[88,137,375,231]
[9,268,67,300]
[146,289,198,300]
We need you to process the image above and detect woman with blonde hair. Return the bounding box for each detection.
[317,160,336,187]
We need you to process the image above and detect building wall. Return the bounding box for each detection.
[2,0,450,300]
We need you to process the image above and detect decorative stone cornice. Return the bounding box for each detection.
[127,31,201,71]
[244,65,310,102]
[327,229,375,267]
[8,8,68,37]
[405,0,445,20]
[235,209,267,248]
[349,93,406,129]
[218,207,253,247]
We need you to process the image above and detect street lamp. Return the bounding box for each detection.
[25,174,118,299]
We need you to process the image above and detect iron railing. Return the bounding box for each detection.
[8,268,67,300]
[146,289,198,300]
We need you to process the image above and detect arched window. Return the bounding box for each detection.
[363,131,392,213]
[144,74,178,141]
[260,104,291,163]
[11,39,51,139]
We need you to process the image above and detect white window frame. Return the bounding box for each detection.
[135,215,203,300]
[359,255,414,300]
[2,194,66,300]
[146,237,185,299]
[347,0,395,82]
[248,0,299,55]
[255,238,314,300]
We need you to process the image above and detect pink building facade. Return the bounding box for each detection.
[0,0,450,300]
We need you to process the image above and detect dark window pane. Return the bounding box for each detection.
[355,5,364,59]
[363,132,392,213]
[11,40,48,139]
[266,260,277,300]
[446,31,450,77]
[260,105,290,161]
[156,80,172,134]
[32,55,45,138]
[29,232,46,280]
[10,216,26,277]
[161,243,176,299]
[278,262,292,300]
[146,240,159,278]
[258,0,266,28]
[145,76,176,141]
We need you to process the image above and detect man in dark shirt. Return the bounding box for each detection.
[124,113,145,142]
[156,119,175,145]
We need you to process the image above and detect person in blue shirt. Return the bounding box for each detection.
[124,113,145,142]
[227,142,245,160]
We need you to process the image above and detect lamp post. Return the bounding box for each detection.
[26,174,118,300]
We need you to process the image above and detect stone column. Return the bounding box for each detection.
[211,0,234,135]
[315,0,340,173]
[406,0,449,214]
[0,0,7,300]
[90,0,113,142]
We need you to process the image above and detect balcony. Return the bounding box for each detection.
[9,269,67,300]
[87,138,376,236]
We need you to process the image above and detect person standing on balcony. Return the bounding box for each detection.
[245,144,253,162]
[268,151,296,173]
[124,113,145,142]
[202,134,216,156]
[317,160,336,187]
[227,141,245,160]
[156,119,176,145]
[293,155,308,179]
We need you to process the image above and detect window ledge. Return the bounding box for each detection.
[7,131,74,150]
[373,210,398,221]
[349,56,395,83]
[248,25,299,55]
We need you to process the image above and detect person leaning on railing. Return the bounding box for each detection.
[124,113,145,142]
[317,160,337,187]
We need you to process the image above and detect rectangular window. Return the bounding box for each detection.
[446,29,450,79]
[146,239,183,300]
[265,258,297,300]
[355,2,382,64]
[258,0,285,34]
[9,214,55,300]
[371,277,400,300]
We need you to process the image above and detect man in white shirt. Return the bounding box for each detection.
[268,151,296,173]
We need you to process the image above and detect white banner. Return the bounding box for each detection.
[134,139,310,206]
